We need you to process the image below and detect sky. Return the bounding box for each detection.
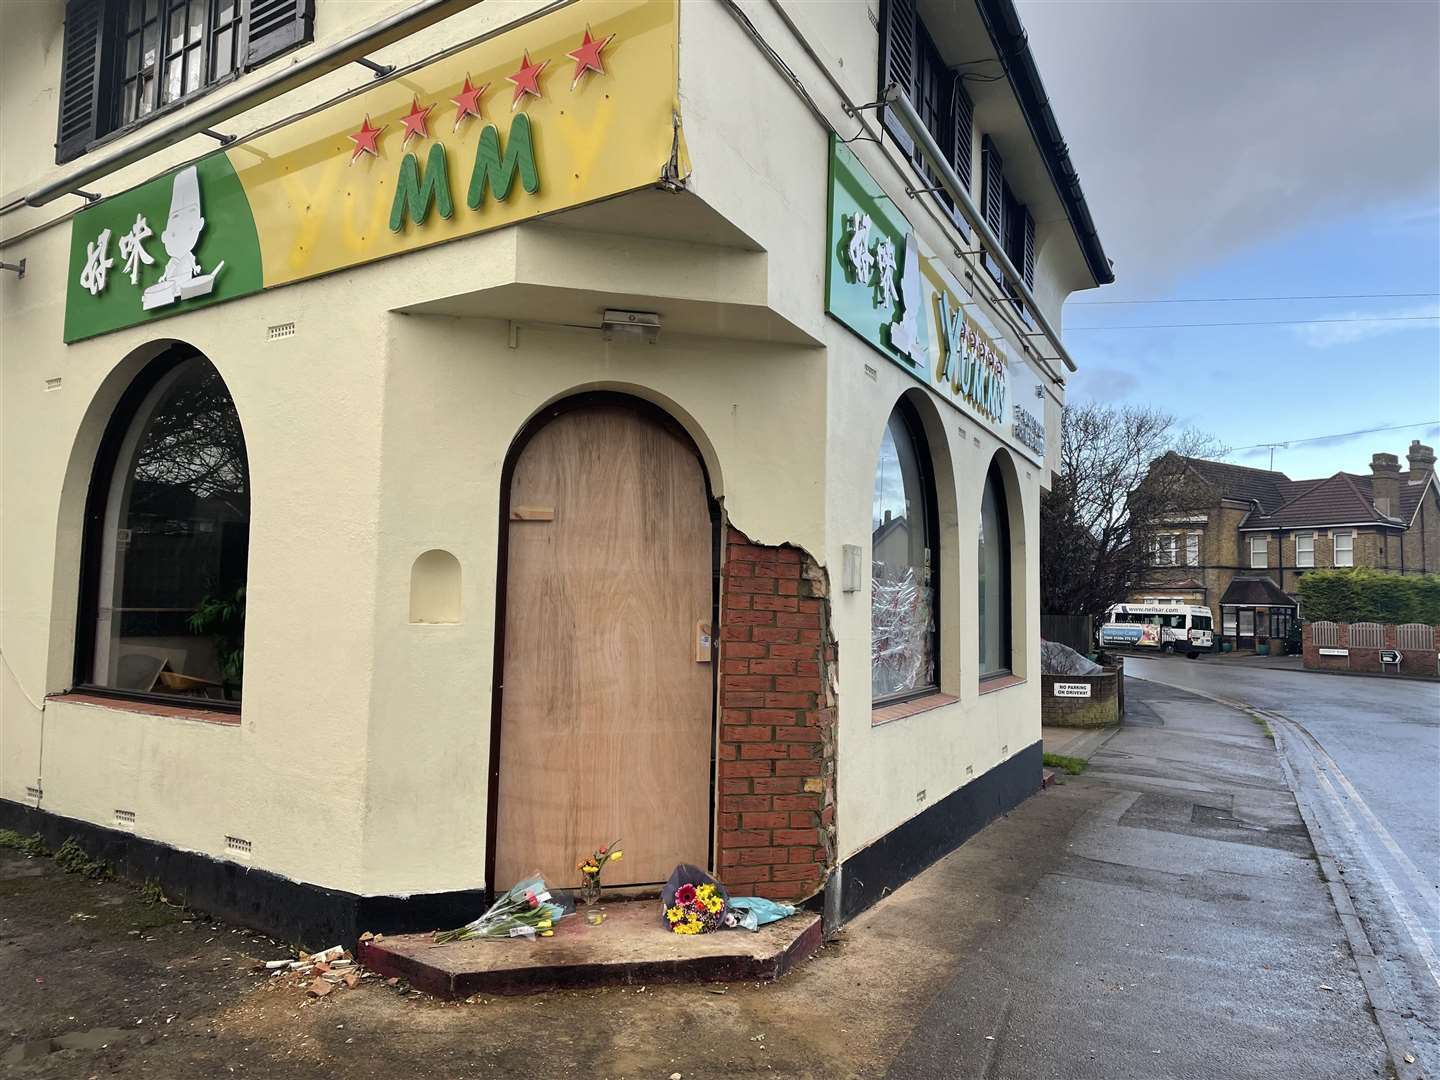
[1017,0,1440,481]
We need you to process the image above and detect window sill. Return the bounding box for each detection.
[872,692,959,727]
[978,673,1025,695]
[47,692,240,727]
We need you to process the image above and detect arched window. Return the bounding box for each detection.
[979,461,1011,677]
[872,400,937,702]
[77,351,250,707]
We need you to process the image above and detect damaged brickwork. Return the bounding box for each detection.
[714,527,837,901]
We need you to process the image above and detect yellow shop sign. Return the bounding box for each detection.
[65,0,681,342]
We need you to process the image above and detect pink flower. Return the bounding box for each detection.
[675,883,697,906]
[524,889,539,908]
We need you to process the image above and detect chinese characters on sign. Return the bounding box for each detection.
[824,135,1044,464]
[75,166,225,312]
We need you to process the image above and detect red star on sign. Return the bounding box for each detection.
[567,26,616,89]
[506,50,550,110]
[399,97,434,147]
[450,75,489,132]
[347,115,386,164]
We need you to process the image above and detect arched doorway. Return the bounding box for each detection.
[490,395,717,891]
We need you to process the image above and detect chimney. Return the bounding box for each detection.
[1370,452,1401,517]
[1407,440,1436,484]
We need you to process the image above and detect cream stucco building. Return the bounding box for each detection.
[1,0,1110,942]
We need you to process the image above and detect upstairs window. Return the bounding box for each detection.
[57,0,314,163]
[1249,535,1268,569]
[878,0,974,236]
[1296,531,1315,568]
[1151,533,1177,566]
[1186,532,1200,566]
[1333,530,1354,567]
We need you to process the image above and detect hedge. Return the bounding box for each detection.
[1297,568,1440,625]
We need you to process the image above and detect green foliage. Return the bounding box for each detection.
[189,584,246,685]
[0,829,49,857]
[1297,568,1440,625]
[54,837,109,880]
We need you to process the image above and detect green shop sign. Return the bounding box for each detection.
[65,158,263,344]
[823,136,1045,463]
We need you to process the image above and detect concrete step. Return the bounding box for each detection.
[357,898,822,998]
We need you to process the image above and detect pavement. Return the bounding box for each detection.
[889,677,1392,1079]
[0,678,1405,1078]
[1126,654,1440,1073]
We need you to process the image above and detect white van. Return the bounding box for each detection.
[1098,603,1214,658]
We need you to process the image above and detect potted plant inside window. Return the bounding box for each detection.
[188,585,245,700]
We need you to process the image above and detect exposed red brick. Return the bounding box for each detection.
[720,829,770,848]
[718,812,740,831]
[772,793,819,811]
[754,777,802,795]
[720,778,751,795]
[764,692,812,709]
[741,812,790,830]
[727,642,769,659]
[739,743,791,760]
[776,725,821,743]
[721,794,773,812]
[773,828,819,846]
[738,846,790,866]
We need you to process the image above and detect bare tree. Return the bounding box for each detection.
[1041,403,1223,619]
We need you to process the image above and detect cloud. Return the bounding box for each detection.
[1017,1,1440,286]
[1292,304,1440,347]
[1068,363,1140,401]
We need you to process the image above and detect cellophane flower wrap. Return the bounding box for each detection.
[660,863,729,935]
[434,873,571,943]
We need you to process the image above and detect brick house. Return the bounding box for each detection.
[1135,441,1440,651]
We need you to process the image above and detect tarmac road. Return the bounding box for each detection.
[1126,655,1440,1073]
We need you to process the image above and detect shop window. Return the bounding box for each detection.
[978,461,1012,678]
[1249,535,1268,569]
[56,0,314,164]
[77,350,249,707]
[1296,532,1314,568]
[871,401,938,702]
[877,0,973,235]
[1334,530,1354,567]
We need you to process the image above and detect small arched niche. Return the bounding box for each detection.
[409,550,461,624]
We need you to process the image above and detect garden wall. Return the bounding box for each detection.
[1302,622,1439,679]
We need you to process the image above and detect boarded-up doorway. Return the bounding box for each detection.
[492,398,715,891]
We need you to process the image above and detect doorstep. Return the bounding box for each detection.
[356,898,823,998]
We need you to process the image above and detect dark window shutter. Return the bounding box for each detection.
[980,136,1005,283]
[951,78,974,194]
[878,0,916,157]
[1022,207,1036,290]
[56,0,109,164]
[244,0,315,70]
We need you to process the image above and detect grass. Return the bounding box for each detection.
[1043,752,1089,776]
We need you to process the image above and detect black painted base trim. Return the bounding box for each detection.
[837,739,1042,922]
[0,799,487,950]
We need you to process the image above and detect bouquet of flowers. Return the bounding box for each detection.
[661,864,728,935]
[434,873,570,943]
[577,839,623,902]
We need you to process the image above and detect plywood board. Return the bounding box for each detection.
[495,404,713,891]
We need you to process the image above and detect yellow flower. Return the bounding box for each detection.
[609,851,623,862]
[540,930,554,937]
[581,863,599,875]
[705,896,723,914]
[537,919,552,930]
[696,883,714,901]
[666,907,683,924]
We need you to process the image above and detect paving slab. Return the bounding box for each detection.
[357,898,822,998]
